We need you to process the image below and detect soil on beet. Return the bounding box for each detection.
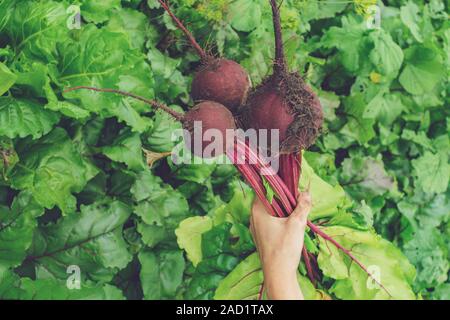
[243,72,323,154]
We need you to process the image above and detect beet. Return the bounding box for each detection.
[191,58,251,112]
[242,0,323,154]
[63,87,236,158]
[157,0,251,113]
[183,101,237,157]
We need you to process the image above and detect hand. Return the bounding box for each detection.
[250,192,312,300]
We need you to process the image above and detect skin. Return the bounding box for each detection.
[250,192,312,300]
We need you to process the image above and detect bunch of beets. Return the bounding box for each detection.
[66,0,389,297]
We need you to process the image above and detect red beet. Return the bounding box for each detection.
[242,0,323,154]
[183,101,237,157]
[157,0,251,113]
[191,58,251,112]
[63,87,236,158]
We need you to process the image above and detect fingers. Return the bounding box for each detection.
[289,192,312,225]
[251,197,279,222]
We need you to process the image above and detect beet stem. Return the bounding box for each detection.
[302,247,317,285]
[63,86,184,121]
[228,143,286,217]
[157,0,208,60]
[258,282,264,300]
[227,149,281,217]
[269,0,287,75]
[235,140,296,207]
[234,141,293,213]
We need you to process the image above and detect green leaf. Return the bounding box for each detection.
[401,129,435,151]
[0,97,59,139]
[369,30,404,77]
[185,223,240,300]
[2,1,69,62]
[229,0,261,32]
[400,1,424,43]
[399,45,444,95]
[317,240,349,280]
[0,192,44,270]
[106,8,150,50]
[168,157,217,184]
[318,226,416,300]
[364,92,405,125]
[175,216,213,267]
[214,253,263,300]
[341,93,375,144]
[299,157,349,220]
[132,171,189,247]
[145,106,183,153]
[215,253,321,300]
[58,25,154,131]
[412,151,449,194]
[146,48,189,99]
[403,228,448,289]
[321,16,367,73]
[0,62,16,95]
[211,179,255,225]
[262,177,275,203]
[29,199,132,282]
[1,271,124,300]
[102,129,145,171]
[340,156,396,201]
[10,128,97,213]
[80,0,121,24]
[139,249,185,300]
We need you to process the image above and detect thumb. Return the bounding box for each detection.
[289,192,312,224]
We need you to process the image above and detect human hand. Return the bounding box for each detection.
[250,192,312,300]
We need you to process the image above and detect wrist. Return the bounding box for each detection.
[263,268,301,300]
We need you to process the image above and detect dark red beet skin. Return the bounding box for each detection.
[242,0,323,154]
[244,75,323,154]
[191,59,251,113]
[184,101,237,157]
[246,87,294,144]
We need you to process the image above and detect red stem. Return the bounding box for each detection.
[235,140,296,206]
[227,148,283,218]
[258,283,264,300]
[234,141,293,213]
[302,247,316,285]
[157,0,208,60]
[269,0,287,75]
[63,86,185,121]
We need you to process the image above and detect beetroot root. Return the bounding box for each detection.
[184,100,236,157]
[191,58,251,113]
[242,0,323,154]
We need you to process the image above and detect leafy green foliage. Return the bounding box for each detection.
[0,0,447,300]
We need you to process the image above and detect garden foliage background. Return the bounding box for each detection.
[0,0,448,299]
